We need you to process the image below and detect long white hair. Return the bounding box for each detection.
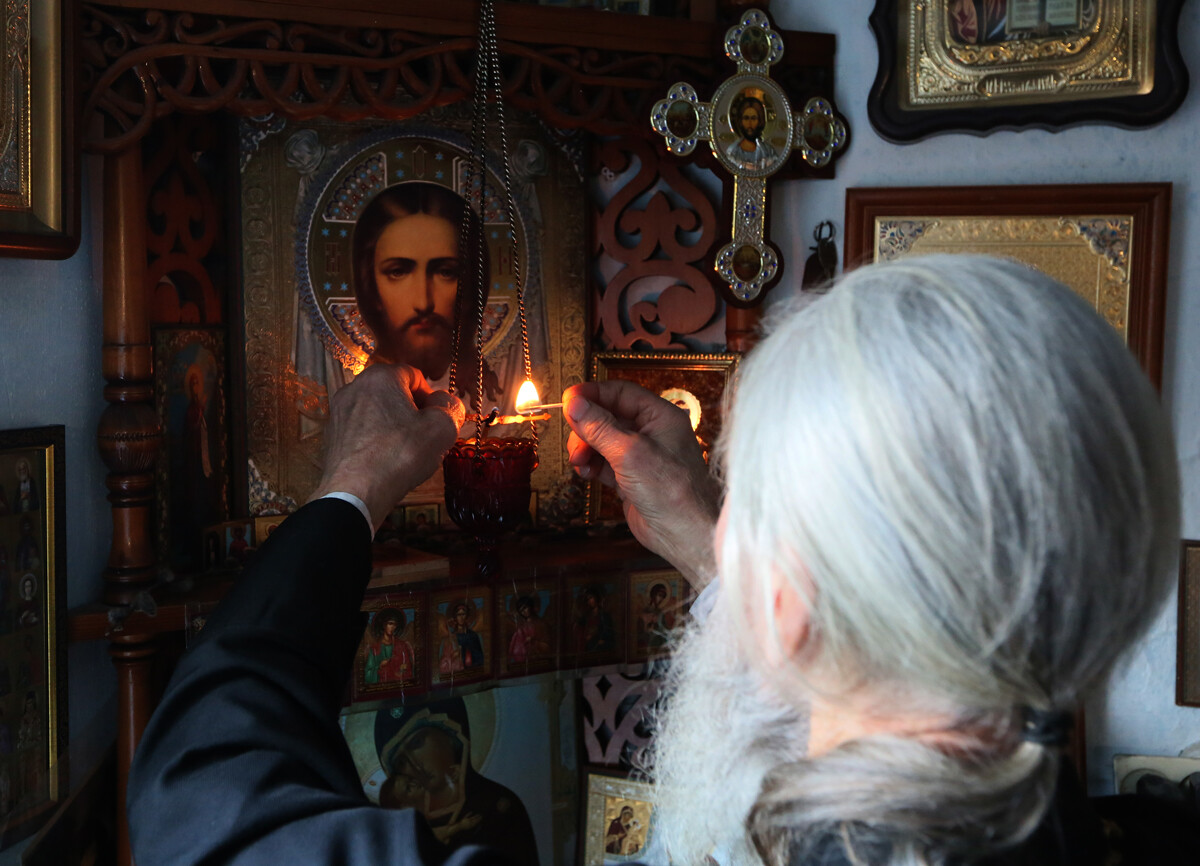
[659,255,1179,865]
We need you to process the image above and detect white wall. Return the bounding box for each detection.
[769,0,1200,792]
[0,160,115,859]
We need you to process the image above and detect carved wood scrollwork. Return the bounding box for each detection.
[592,136,723,350]
[81,5,717,154]
[144,117,225,324]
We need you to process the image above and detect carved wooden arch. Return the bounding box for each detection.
[80,3,836,154]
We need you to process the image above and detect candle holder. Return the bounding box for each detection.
[443,437,538,580]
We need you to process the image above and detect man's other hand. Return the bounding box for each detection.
[308,364,464,531]
[564,381,719,587]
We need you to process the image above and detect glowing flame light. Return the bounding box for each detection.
[514,379,541,415]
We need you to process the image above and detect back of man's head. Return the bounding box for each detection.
[720,253,1178,708]
[655,254,1179,865]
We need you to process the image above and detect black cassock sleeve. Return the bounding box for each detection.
[127,498,510,866]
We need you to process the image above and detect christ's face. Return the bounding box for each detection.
[738,106,762,139]
[373,213,460,378]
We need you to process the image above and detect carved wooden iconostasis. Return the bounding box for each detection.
[60,2,846,862]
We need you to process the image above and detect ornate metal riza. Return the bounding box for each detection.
[872,214,1133,339]
[902,0,1154,109]
[650,9,847,302]
[0,0,31,209]
[80,4,716,154]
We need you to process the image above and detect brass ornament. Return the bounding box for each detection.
[901,0,1153,109]
[651,9,847,302]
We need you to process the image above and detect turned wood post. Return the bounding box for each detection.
[96,141,160,866]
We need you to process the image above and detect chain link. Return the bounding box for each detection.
[451,0,537,447]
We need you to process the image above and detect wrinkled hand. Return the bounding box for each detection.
[564,381,719,587]
[308,364,464,531]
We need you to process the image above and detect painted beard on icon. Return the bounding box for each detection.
[644,590,810,866]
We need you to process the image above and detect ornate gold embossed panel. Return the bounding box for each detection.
[902,0,1154,110]
[844,184,1171,388]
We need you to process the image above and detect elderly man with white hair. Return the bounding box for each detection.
[128,255,1198,865]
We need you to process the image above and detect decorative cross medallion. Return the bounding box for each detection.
[651,9,847,302]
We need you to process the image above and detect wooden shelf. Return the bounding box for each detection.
[69,533,665,644]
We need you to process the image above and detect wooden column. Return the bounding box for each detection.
[96,141,161,866]
[109,637,157,865]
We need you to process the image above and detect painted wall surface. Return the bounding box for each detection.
[0,161,115,860]
[769,0,1200,792]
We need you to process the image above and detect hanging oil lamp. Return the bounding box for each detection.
[443,0,545,580]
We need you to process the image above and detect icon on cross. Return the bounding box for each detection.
[651,9,847,302]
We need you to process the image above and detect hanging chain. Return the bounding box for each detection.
[450,0,496,442]
[480,0,537,446]
[448,0,537,446]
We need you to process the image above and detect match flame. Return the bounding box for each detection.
[514,379,541,414]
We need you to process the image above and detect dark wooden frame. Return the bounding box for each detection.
[1177,539,1200,707]
[0,425,68,848]
[866,0,1190,142]
[0,0,79,258]
[844,183,1172,390]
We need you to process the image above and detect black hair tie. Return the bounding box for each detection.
[1019,706,1074,746]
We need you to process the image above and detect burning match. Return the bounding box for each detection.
[517,402,563,415]
[511,380,562,420]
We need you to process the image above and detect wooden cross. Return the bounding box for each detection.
[652,9,847,302]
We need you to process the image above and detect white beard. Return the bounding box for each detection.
[642,590,811,865]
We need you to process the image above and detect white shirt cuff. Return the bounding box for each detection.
[691,579,720,623]
[319,492,373,534]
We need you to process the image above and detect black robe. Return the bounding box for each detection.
[128,499,523,865]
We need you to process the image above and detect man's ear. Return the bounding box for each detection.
[771,571,812,661]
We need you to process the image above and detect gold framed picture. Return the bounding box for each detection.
[844,183,1171,388]
[0,426,66,847]
[581,770,657,865]
[867,0,1189,141]
[240,115,586,519]
[0,0,77,257]
[627,569,689,663]
[588,352,739,522]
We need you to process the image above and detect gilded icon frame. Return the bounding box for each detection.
[844,183,1171,389]
[867,0,1189,142]
[0,0,78,258]
[0,426,67,848]
[581,769,658,865]
[587,352,739,522]
[239,114,587,520]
